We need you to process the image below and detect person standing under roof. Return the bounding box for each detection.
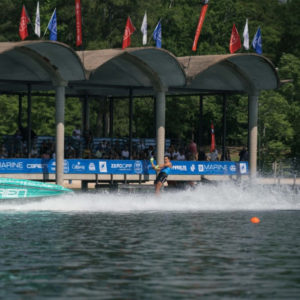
[150,155,173,195]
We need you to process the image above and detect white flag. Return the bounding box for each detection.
[243,18,249,50]
[34,1,40,37]
[141,11,147,45]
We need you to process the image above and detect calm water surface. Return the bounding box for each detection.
[0,183,299,299]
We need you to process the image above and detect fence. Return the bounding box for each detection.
[1,135,171,158]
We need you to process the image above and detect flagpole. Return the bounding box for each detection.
[42,8,56,39]
[23,5,36,38]
[148,18,162,45]
[79,2,85,67]
[29,20,35,33]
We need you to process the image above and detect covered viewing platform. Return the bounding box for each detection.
[0,41,280,187]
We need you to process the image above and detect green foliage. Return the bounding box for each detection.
[277,53,300,157]
[258,90,294,161]
[0,95,20,134]
[0,0,299,165]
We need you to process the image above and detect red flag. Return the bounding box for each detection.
[75,0,82,47]
[192,0,209,52]
[229,23,241,54]
[210,122,216,152]
[122,16,136,49]
[19,5,30,40]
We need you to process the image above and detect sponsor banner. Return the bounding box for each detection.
[0,160,25,172]
[98,160,148,174]
[0,159,248,175]
[171,161,248,175]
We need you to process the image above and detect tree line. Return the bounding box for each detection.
[0,0,299,168]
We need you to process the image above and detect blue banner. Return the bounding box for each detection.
[0,159,248,176]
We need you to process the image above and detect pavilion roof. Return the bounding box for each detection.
[0,41,279,97]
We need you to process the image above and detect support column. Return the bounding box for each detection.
[222,94,227,161]
[18,94,23,129]
[129,89,133,159]
[248,92,259,179]
[109,97,114,139]
[156,91,166,165]
[153,97,156,137]
[55,84,66,186]
[82,95,89,133]
[27,84,32,158]
[198,95,203,148]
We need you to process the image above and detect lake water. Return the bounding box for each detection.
[0,182,299,299]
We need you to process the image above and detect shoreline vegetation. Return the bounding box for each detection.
[0,0,299,172]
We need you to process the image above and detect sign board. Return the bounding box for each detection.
[0,159,248,175]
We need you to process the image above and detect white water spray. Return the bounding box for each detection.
[0,182,299,213]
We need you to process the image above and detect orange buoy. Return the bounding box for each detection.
[250,217,260,224]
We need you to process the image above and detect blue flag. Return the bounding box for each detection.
[153,20,162,48]
[48,9,57,41]
[252,26,262,54]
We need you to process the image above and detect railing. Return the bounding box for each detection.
[258,157,299,178]
[1,135,171,158]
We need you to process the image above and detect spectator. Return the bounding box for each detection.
[65,143,76,158]
[198,147,207,161]
[140,149,148,160]
[239,147,248,161]
[210,148,219,161]
[121,146,129,159]
[137,139,146,152]
[19,126,37,144]
[41,151,51,159]
[13,129,23,154]
[221,148,231,161]
[165,147,171,158]
[83,129,93,150]
[188,140,198,160]
[114,140,121,152]
[83,148,92,159]
[177,149,186,161]
[0,145,8,158]
[40,141,48,156]
[72,127,81,140]
[94,143,103,158]
[172,146,180,160]
[71,129,81,156]
[30,145,39,158]
[147,145,155,158]
[100,140,107,150]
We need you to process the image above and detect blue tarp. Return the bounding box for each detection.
[0,159,248,175]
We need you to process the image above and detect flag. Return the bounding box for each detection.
[75,0,82,46]
[229,23,241,54]
[122,16,136,49]
[47,9,57,41]
[34,2,40,37]
[19,5,30,40]
[252,26,262,54]
[192,0,209,52]
[141,11,147,45]
[153,20,162,48]
[243,19,249,50]
[210,122,216,152]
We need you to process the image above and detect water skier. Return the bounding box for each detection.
[150,155,172,195]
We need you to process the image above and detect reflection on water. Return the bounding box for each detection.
[0,183,299,299]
